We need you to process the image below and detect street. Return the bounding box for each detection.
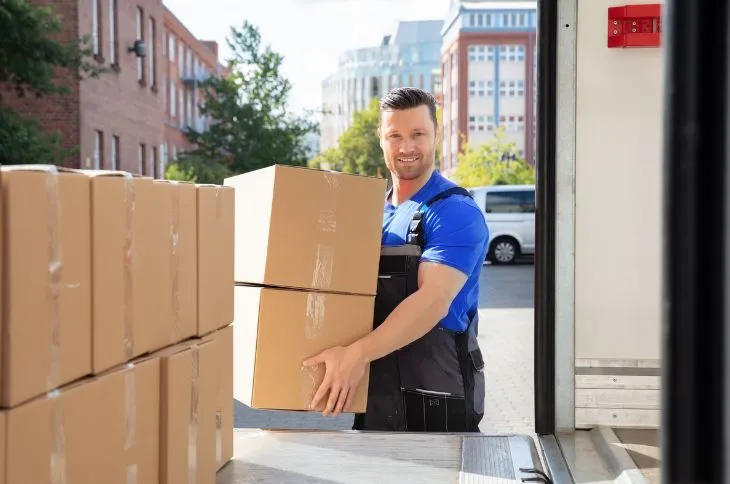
[234,261,536,434]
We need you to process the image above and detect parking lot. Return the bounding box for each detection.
[234,261,536,433]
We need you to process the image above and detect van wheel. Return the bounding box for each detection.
[487,237,520,265]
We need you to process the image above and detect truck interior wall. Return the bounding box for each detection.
[570,0,664,429]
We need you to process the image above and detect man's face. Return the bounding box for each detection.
[378,105,436,181]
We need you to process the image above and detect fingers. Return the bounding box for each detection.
[302,352,324,368]
[310,376,330,411]
[333,387,349,416]
[323,384,341,416]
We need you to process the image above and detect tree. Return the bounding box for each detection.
[453,127,536,187]
[0,0,103,165]
[309,98,384,177]
[167,21,317,184]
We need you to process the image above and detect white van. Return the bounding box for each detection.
[468,184,535,264]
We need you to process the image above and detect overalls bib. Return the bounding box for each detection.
[353,186,486,432]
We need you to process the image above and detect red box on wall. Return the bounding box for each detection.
[608,4,662,48]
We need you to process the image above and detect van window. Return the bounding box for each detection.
[485,190,535,213]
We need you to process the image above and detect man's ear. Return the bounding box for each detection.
[377,127,383,148]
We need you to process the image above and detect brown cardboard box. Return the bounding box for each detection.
[0,411,5,484]
[158,338,218,484]
[0,166,91,407]
[83,171,162,373]
[152,180,198,349]
[197,185,234,336]
[223,165,385,295]
[202,324,233,470]
[233,285,374,412]
[0,355,160,484]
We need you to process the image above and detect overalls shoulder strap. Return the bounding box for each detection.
[407,186,473,247]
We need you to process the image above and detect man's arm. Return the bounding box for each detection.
[303,199,488,416]
[352,261,467,365]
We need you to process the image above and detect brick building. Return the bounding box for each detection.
[161,7,225,165]
[440,1,538,177]
[4,1,223,176]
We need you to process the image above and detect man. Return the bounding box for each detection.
[302,87,489,432]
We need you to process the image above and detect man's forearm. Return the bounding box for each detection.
[352,288,450,364]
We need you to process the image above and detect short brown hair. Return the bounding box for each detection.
[379,87,438,129]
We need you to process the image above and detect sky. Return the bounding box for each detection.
[163,0,449,115]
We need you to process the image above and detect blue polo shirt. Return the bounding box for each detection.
[382,171,489,332]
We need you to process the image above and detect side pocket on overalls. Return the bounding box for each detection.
[456,312,485,432]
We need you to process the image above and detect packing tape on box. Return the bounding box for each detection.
[49,389,67,484]
[170,182,182,342]
[311,244,334,290]
[189,345,200,484]
[311,173,339,289]
[316,172,340,233]
[123,174,136,360]
[125,362,138,484]
[46,166,63,392]
[305,293,326,340]
[300,365,319,410]
[215,186,223,220]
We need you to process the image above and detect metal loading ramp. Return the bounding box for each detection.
[216,430,551,483]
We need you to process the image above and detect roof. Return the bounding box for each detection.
[392,20,444,45]
[460,1,537,11]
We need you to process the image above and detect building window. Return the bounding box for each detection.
[161,143,168,173]
[110,135,119,170]
[136,7,144,82]
[139,143,146,175]
[93,130,103,169]
[151,146,158,178]
[170,81,176,116]
[371,76,379,97]
[179,88,184,128]
[188,92,194,127]
[163,76,167,113]
[108,0,117,64]
[92,0,102,57]
[148,17,156,87]
[178,43,184,77]
[168,33,175,61]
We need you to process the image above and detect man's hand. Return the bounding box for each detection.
[302,343,367,417]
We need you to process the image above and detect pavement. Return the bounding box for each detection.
[234,260,536,434]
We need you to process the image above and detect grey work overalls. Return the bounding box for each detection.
[353,186,486,433]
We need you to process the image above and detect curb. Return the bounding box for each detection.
[590,427,648,484]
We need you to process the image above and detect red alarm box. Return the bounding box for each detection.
[607,4,662,48]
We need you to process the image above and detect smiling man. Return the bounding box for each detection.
[303,87,489,432]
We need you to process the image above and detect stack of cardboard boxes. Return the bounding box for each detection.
[224,165,386,413]
[0,166,234,484]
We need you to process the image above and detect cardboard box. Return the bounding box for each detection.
[197,185,234,336]
[202,324,233,470]
[0,166,91,407]
[158,338,218,484]
[0,412,5,484]
[0,355,160,484]
[152,180,198,349]
[233,285,374,412]
[83,171,162,373]
[223,165,385,295]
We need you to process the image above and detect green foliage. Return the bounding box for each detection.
[0,0,104,165]
[180,21,317,183]
[308,98,385,178]
[454,127,536,187]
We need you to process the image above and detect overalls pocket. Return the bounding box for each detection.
[401,388,468,432]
